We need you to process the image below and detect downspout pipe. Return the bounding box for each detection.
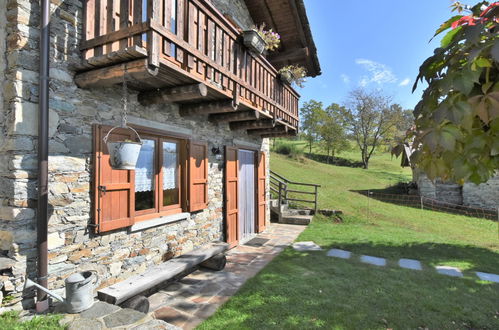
[36,0,50,312]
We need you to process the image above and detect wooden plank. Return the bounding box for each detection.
[148,0,161,67]
[176,0,185,63]
[229,119,275,131]
[187,1,197,69]
[98,242,229,304]
[138,83,208,105]
[163,0,172,56]
[75,59,154,88]
[83,0,96,59]
[247,125,288,136]
[180,100,238,116]
[133,0,144,47]
[81,22,150,50]
[209,110,260,123]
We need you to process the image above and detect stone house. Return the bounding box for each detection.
[0,0,320,309]
[400,144,499,210]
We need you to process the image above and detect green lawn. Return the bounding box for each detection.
[199,144,499,329]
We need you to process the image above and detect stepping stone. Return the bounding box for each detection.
[326,249,351,259]
[360,255,386,266]
[292,241,322,251]
[435,266,463,277]
[475,271,499,283]
[398,258,422,270]
[103,308,146,328]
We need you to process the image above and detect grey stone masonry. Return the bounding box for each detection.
[0,0,270,310]
[209,0,254,30]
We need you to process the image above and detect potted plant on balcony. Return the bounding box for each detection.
[278,65,307,87]
[242,29,267,55]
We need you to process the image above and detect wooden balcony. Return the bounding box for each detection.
[75,0,300,136]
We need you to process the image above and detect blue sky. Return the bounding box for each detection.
[299,0,457,110]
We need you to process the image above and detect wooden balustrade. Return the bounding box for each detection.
[80,0,300,130]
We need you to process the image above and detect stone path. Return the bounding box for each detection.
[149,224,306,329]
[320,245,499,283]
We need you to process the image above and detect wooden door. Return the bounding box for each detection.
[256,151,266,232]
[225,147,239,247]
[93,125,135,233]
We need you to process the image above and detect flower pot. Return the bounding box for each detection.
[279,70,294,85]
[106,141,142,170]
[242,30,266,55]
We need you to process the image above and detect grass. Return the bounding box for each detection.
[0,311,65,330]
[199,142,499,329]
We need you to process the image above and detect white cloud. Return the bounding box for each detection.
[399,78,411,87]
[340,74,350,84]
[355,59,397,86]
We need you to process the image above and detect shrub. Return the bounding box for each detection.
[274,142,304,159]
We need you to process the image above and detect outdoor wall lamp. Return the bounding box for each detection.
[211,147,223,160]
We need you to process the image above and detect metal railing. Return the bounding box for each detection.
[270,170,321,213]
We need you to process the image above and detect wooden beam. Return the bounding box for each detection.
[261,132,294,138]
[230,119,275,131]
[247,125,288,136]
[138,83,208,105]
[209,110,260,123]
[179,100,238,117]
[74,59,156,88]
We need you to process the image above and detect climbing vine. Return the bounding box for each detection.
[410,1,499,184]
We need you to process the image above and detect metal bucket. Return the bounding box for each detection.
[65,271,98,313]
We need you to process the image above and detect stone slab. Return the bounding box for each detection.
[68,318,103,330]
[80,301,120,319]
[102,308,146,328]
[398,258,422,270]
[435,266,463,277]
[131,319,181,330]
[475,271,499,283]
[326,249,351,259]
[292,241,322,251]
[360,255,386,266]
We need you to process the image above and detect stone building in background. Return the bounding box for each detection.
[0,0,320,309]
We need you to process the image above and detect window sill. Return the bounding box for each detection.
[129,212,190,232]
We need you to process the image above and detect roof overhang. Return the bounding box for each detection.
[244,0,321,77]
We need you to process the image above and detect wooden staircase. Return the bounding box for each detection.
[269,171,320,225]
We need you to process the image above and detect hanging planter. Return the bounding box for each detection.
[279,70,294,85]
[103,67,143,170]
[242,30,266,55]
[104,126,142,170]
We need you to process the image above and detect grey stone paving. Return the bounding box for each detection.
[326,249,351,259]
[435,266,463,277]
[475,271,499,283]
[398,258,422,270]
[80,301,120,319]
[360,255,386,266]
[292,241,323,251]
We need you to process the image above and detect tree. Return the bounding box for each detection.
[300,100,323,154]
[344,88,403,169]
[411,1,499,184]
[318,104,349,164]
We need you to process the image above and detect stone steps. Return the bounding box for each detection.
[279,214,313,225]
[270,199,313,225]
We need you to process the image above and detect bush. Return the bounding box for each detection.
[274,142,303,159]
[0,311,64,330]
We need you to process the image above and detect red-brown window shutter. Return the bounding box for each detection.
[188,140,208,212]
[225,146,239,246]
[256,151,267,232]
[93,125,135,233]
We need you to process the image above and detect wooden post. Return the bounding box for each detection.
[147,0,161,68]
[420,196,424,210]
[278,181,282,212]
[314,185,318,214]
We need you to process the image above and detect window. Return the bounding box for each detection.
[93,125,208,233]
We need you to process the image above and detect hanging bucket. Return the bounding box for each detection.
[104,126,143,170]
[65,271,99,313]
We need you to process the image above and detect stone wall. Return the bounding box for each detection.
[209,0,254,29]
[463,175,499,210]
[0,0,269,310]
[415,170,498,210]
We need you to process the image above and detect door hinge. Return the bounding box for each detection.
[98,185,107,193]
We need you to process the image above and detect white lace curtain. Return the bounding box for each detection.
[135,140,155,192]
[163,142,177,190]
[134,141,178,192]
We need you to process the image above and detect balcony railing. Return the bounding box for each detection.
[80,0,300,131]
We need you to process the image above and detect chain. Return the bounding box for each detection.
[121,66,129,128]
